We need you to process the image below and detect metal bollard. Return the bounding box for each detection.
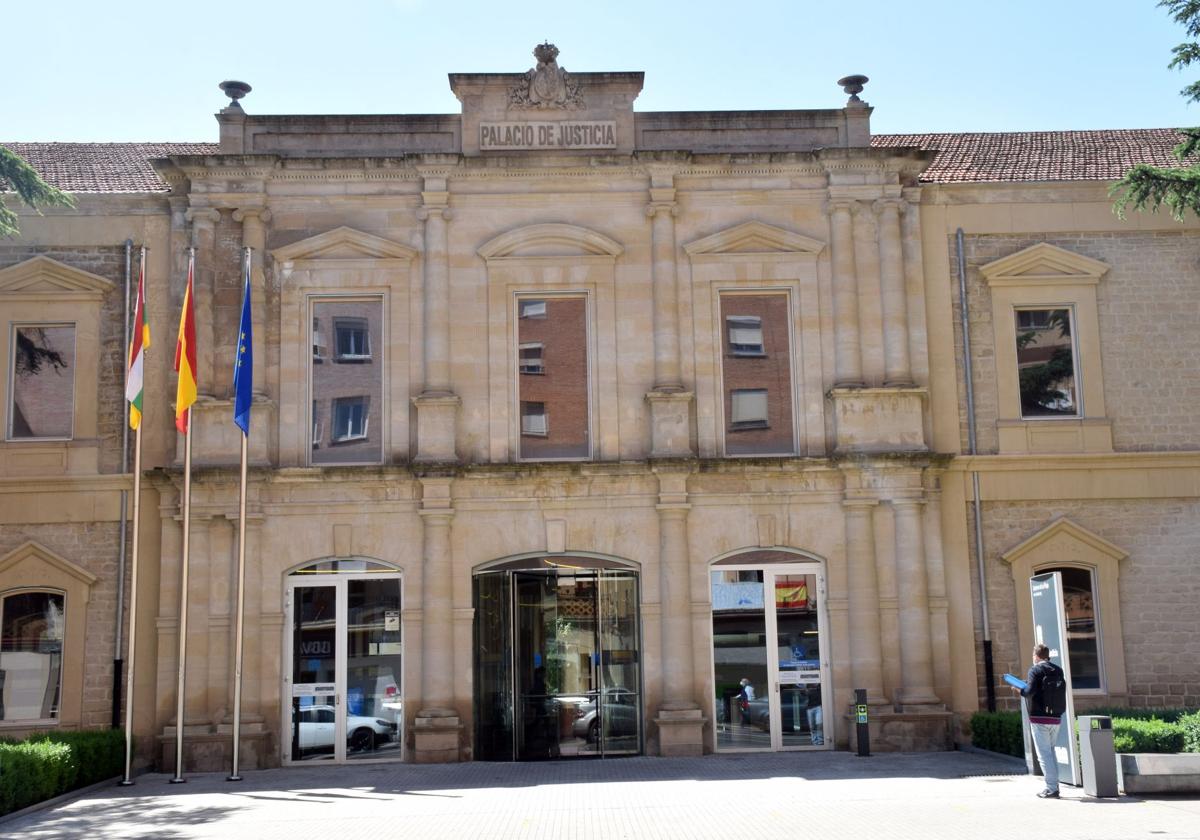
[855,688,870,757]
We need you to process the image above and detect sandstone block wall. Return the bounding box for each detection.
[0,245,129,474]
[967,498,1200,710]
[950,232,1200,455]
[0,522,124,728]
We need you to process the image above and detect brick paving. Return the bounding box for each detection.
[5,751,1199,840]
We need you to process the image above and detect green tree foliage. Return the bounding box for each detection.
[0,146,75,237]
[1112,1,1200,219]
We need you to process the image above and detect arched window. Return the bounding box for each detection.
[1000,518,1128,697]
[1,590,65,722]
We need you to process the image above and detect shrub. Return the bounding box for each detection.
[0,741,76,815]
[1178,711,1200,753]
[0,729,126,816]
[1111,718,1186,754]
[969,711,1024,757]
[36,729,126,787]
[1086,706,1193,724]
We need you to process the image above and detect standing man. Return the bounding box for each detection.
[1012,644,1067,799]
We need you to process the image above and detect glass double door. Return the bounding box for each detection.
[285,574,403,763]
[711,563,829,751]
[474,566,641,760]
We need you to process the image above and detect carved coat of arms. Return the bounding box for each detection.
[508,42,584,110]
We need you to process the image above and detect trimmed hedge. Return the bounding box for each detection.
[1111,718,1186,754]
[0,729,125,816]
[0,741,76,815]
[970,709,1200,757]
[1182,711,1200,753]
[969,711,1025,757]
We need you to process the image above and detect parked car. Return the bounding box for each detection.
[571,688,639,743]
[296,704,398,752]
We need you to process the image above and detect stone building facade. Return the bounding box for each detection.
[1,47,1197,770]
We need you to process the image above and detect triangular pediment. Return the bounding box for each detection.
[271,226,417,262]
[684,221,825,258]
[980,243,1109,286]
[0,256,114,296]
[478,224,624,260]
[0,540,98,587]
[1000,517,1128,566]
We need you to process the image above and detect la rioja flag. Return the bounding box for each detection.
[125,253,151,429]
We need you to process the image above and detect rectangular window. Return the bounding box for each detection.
[8,324,76,440]
[332,396,369,442]
[730,389,769,427]
[1015,307,1078,418]
[519,342,545,375]
[335,318,371,361]
[519,300,546,319]
[720,294,794,455]
[520,401,548,436]
[310,299,382,464]
[0,591,64,721]
[516,296,589,459]
[727,315,765,356]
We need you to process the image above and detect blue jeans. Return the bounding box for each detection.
[1031,721,1061,792]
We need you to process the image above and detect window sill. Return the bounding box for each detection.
[331,435,369,445]
[729,423,770,431]
[0,718,60,729]
[996,417,1112,455]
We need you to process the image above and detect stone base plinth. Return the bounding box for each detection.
[646,390,694,458]
[830,387,927,454]
[159,724,274,772]
[412,711,462,763]
[176,395,274,467]
[845,706,953,752]
[655,707,706,757]
[413,393,460,463]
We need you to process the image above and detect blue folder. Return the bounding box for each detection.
[1003,673,1027,691]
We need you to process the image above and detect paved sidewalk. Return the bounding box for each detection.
[6,751,1199,839]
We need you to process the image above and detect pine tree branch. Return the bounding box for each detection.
[0,146,76,237]
[1110,160,1200,220]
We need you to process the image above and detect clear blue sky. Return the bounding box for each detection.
[6,0,1198,142]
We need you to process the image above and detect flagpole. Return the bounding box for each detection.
[120,245,148,786]
[228,246,251,782]
[172,405,192,785]
[171,246,196,785]
[121,422,143,785]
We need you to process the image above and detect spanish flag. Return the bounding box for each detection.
[173,252,198,433]
[125,250,150,430]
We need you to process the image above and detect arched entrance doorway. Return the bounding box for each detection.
[282,557,403,764]
[710,549,832,751]
[473,555,641,761]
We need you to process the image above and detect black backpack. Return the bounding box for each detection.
[1038,662,1067,716]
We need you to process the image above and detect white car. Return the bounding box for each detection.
[296,704,397,752]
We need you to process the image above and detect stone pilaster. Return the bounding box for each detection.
[645,171,693,457]
[843,498,885,704]
[653,467,705,755]
[828,200,864,386]
[875,199,913,386]
[232,207,270,385]
[185,208,220,397]
[922,475,952,703]
[891,498,939,706]
[414,176,460,463]
[414,476,461,762]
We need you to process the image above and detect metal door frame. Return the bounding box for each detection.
[710,561,833,752]
[282,571,404,766]
[473,564,643,760]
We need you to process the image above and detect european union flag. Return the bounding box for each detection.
[232,256,253,436]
